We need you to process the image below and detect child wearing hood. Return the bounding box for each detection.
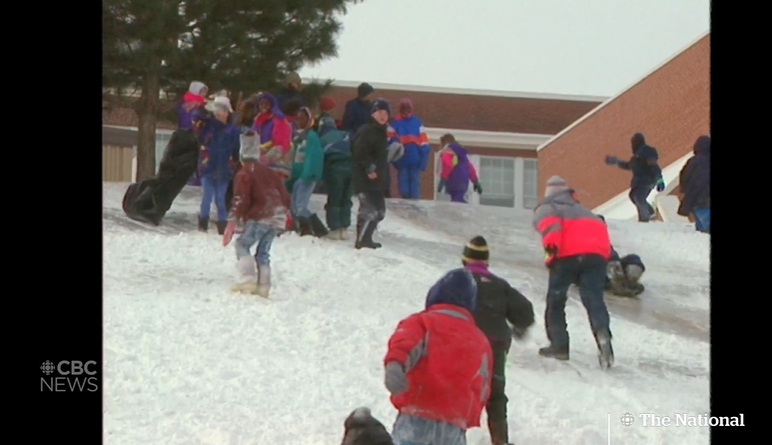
[384,268,493,445]
[286,107,326,237]
[318,117,354,240]
[252,92,293,179]
[678,135,711,233]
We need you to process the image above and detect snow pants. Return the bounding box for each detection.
[200,176,230,221]
[397,168,421,199]
[324,163,353,230]
[391,413,466,445]
[357,191,386,224]
[546,254,611,348]
[448,190,467,203]
[485,346,510,444]
[629,184,655,222]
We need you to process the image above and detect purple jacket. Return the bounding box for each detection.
[678,135,711,215]
[445,143,471,193]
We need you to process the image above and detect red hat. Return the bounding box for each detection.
[319,96,336,111]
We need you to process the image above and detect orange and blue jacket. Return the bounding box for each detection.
[390,113,431,171]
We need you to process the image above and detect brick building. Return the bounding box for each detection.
[536,31,710,219]
[104,83,605,211]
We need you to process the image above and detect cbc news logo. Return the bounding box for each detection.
[40,360,98,392]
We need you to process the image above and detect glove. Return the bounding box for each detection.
[473,180,482,194]
[437,179,446,193]
[543,244,558,267]
[222,220,237,247]
[605,155,618,166]
[512,325,529,340]
[384,361,408,395]
[656,178,665,192]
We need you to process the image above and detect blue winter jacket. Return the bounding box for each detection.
[390,113,431,171]
[340,98,372,134]
[678,135,710,215]
[617,134,663,188]
[197,118,240,181]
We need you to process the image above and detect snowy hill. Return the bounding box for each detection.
[103,183,710,445]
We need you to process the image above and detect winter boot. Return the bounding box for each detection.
[256,264,272,298]
[339,228,350,240]
[488,419,509,445]
[355,220,381,249]
[215,220,228,235]
[326,229,341,240]
[538,344,569,361]
[594,328,614,369]
[308,213,330,238]
[198,216,209,232]
[231,256,258,294]
[294,216,313,236]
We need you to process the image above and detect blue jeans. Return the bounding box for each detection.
[200,176,230,221]
[235,220,276,266]
[546,254,610,348]
[693,208,710,233]
[291,179,316,218]
[629,185,655,221]
[397,168,421,199]
[391,414,466,445]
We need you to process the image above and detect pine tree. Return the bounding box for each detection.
[103,0,362,181]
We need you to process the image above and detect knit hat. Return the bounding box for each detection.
[319,96,336,112]
[358,82,375,98]
[544,175,568,197]
[188,81,207,96]
[425,268,477,313]
[399,98,413,113]
[370,98,390,116]
[285,71,301,85]
[462,236,489,263]
[213,95,233,113]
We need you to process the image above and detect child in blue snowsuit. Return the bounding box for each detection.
[390,98,431,199]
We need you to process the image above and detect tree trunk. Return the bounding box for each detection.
[135,68,161,182]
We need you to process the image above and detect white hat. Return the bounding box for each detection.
[544,175,569,197]
[213,96,233,112]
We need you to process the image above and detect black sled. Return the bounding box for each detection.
[122,129,200,226]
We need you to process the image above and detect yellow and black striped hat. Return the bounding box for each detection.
[462,236,489,263]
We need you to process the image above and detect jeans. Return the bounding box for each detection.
[629,185,655,221]
[545,254,610,348]
[200,176,230,221]
[235,220,276,266]
[693,208,710,233]
[391,414,466,445]
[397,168,421,199]
[291,180,316,218]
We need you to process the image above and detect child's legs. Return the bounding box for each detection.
[408,168,421,199]
[253,224,277,267]
[199,176,215,217]
[235,220,263,259]
[213,178,230,221]
[291,180,316,218]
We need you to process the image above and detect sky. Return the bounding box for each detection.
[299,0,710,97]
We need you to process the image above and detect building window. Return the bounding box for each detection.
[479,157,515,208]
[523,159,538,209]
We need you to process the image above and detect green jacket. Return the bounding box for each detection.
[287,129,323,190]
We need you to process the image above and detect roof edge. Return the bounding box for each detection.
[312,79,607,103]
[537,30,710,152]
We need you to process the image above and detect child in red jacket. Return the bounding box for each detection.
[383,268,493,445]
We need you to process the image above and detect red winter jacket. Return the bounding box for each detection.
[532,189,611,264]
[384,303,493,430]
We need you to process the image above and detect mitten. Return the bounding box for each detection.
[656,177,665,192]
[437,179,446,193]
[384,361,408,395]
[512,325,529,340]
[605,155,618,166]
[473,180,483,194]
[222,220,237,247]
[544,244,558,266]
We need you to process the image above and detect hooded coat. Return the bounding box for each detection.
[678,135,711,216]
[177,81,207,130]
[619,133,662,188]
[252,93,292,177]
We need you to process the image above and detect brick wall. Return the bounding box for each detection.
[537,34,710,209]
[389,145,536,200]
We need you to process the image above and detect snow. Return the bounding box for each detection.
[103,183,710,445]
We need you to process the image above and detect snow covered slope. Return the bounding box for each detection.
[103,183,710,445]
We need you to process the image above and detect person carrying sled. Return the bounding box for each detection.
[437,134,482,203]
[595,215,646,297]
[390,98,431,199]
[533,175,615,369]
[677,135,711,233]
[195,96,240,234]
[384,267,493,445]
[462,236,534,445]
[285,107,327,237]
[350,98,392,250]
[178,81,209,186]
[252,92,293,179]
[224,135,291,297]
[604,132,665,222]
[317,116,354,241]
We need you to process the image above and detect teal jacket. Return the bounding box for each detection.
[287,129,323,190]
